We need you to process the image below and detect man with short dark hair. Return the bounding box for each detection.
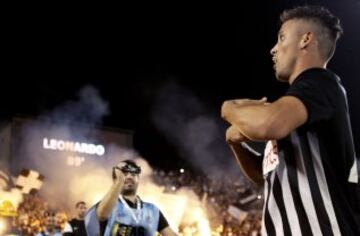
[221,5,360,235]
[63,201,87,236]
[85,160,178,236]
[36,212,62,236]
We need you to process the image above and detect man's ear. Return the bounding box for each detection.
[300,32,314,49]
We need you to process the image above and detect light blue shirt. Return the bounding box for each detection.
[85,197,160,236]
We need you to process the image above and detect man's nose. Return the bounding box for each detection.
[270,45,277,55]
[125,173,134,178]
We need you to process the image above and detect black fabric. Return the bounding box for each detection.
[100,220,108,236]
[282,145,313,236]
[108,223,145,236]
[63,219,87,236]
[272,174,291,236]
[299,134,333,236]
[157,210,169,232]
[263,176,276,236]
[284,68,360,235]
[263,68,360,235]
[286,69,336,125]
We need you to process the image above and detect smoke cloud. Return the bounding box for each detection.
[151,81,245,180]
[3,84,210,233]
[44,85,109,126]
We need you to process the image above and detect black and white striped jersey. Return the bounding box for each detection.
[261,68,360,236]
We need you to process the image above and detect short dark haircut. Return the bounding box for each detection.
[75,201,86,208]
[280,6,343,61]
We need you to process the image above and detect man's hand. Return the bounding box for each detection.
[226,125,248,143]
[97,164,126,221]
[225,125,264,185]
[113,164,126,185]
[221,97,267,122]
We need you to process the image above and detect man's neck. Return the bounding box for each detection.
[122,194,137,203]
[45,228,56,234]
[289,55,326,84]
[75,216,84,221]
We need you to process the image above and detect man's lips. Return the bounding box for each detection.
[272,57,277,70]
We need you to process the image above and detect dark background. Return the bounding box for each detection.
[2,0,360,170]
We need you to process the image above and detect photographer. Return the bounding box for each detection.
[84,160,178,236]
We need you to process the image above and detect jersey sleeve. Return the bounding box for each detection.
[84,204,102,236]
[286,74,336,126]
[157,210,170,232]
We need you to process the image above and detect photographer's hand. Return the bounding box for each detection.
[96,164,125,221]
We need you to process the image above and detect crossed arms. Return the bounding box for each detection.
[221,96,308,185]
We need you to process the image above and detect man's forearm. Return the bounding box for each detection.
[96,180,123,220]
[222,102,274,141]
[229,141,264,186]
[222,97,308,141]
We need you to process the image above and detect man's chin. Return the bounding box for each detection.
[121,188,136,196]
[275,73,289,83]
